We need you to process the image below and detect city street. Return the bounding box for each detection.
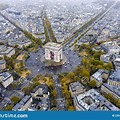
[53,75,66,110]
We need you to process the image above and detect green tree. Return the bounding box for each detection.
[4,105,13,111]
[89,80,97,88]
[22,87,31,95]
[96,65,104,69]
[116,100,120,108]
[64,91,71,99]
[80,67,90,77]
[68,106,75,111]
[82,58,90,67]
[11,96,21,105]
[51,90,57,97]
[74,76,81,82]
[106,93,113,101]
[20,61,24,67]
[104,63,113,71]
[93,51,104,60]
[67,72,75,79]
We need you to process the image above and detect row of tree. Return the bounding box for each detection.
[45,17,57,43]
[42,18,50,44]
[23,30,42,47]
[104,93,120,108]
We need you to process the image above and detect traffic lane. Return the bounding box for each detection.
[56,98,66,110]
[55,85,63,98]
[53,75,66,110]
[53,75,63,99]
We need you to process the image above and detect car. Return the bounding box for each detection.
[51,67,53,69]
[64,66,67,68]
[3,89,6,93]
[57,84,61,87]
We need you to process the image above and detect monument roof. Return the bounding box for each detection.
[45,42,62,50]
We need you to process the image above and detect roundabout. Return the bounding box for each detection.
[25,42,81,77]
[26,48,81,77]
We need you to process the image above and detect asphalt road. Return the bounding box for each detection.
[53,75,66,110]
[26,47,81,78]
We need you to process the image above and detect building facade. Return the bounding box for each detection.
[73,89,119,111]
[101,83,120,99]
[108,70,120,87]
[0,72,13,88]
[0,45,15,58]
[114,58,120,70]
[0,60,6,70]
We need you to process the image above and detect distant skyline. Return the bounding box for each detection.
[0,0,119,8]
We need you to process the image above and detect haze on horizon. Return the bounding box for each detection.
[0,0,119,5]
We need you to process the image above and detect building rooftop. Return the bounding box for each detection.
[69,82,85,93]
[109,70,120,82]
[32,84,49,95]
[9,36,31,45]
[0,72,12,82]
[0,45,7,52]
[12,95,31,111]
[103,83,120,98]
[74,89,119,111]
[114,58,120,62]
[0,45,14,55]
[101,41,120,54]
[91,69,109,82]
